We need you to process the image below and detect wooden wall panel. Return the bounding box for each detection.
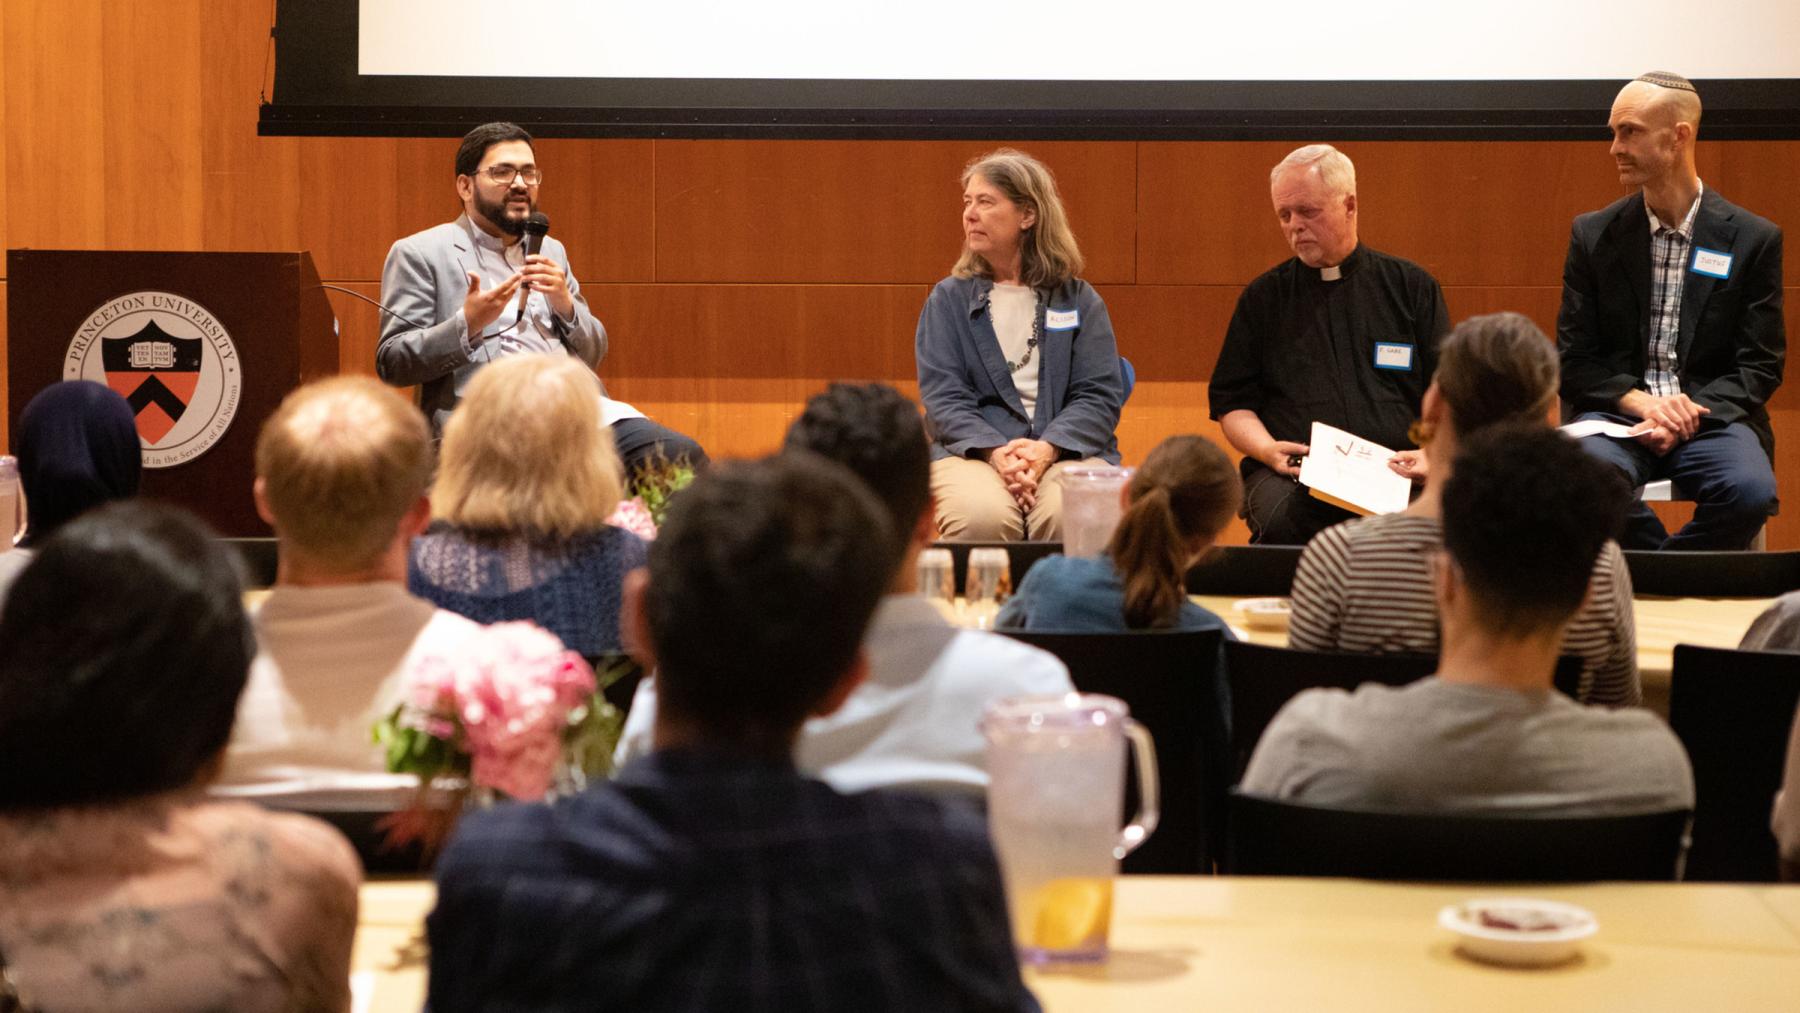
[5,1,108,250]
[585,283,928,380]
[200,4,300,257]
[532,139,657,284]
[100,1,205,250]
[653,140,1137,285]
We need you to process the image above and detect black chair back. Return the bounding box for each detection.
[930,540,1062,595]
[1185,545,1304,596]
[1225,641,1584,782]
[222,536,280,589]
[998,628,1225,874]
[1668,643,1800,881]
[1624,550,1800,598]
[1226,791,1689,881]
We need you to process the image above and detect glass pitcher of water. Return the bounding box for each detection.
[982,693,1158,964]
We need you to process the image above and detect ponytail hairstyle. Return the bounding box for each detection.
[1106,435,1242,629]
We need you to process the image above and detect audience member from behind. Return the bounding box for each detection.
[409,354,647,658]
[0,502,359,1013]
[998,433,1240,633]
[216,378,498,854]
[1289,313,1642,707]
[1243,427,1693,816]
[0,380,141,608]
[428,455,1038,1012]
[617,382,1073,796]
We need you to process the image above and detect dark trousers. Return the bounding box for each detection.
[610,416,709,484]
[1241,464,1359,546]
[1570,412,1777,551]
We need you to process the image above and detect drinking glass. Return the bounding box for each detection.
[0,457,24,548]
[1060,466,1133,558]
[916,547,957,622]
[964,547,1011,630]
[983,693,1158,964]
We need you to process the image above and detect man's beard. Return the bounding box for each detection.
[475,188,534,238]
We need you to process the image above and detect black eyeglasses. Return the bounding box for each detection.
[475,164,543,186]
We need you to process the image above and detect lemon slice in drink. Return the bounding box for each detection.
[1031,878,1113,951]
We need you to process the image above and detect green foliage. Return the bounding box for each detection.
[629,453,697,526]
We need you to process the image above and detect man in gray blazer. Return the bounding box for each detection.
[376,122,705,478]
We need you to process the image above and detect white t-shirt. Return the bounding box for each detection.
[615,594,1074,797]
[217,582,489,811]
[989,283,1040,420]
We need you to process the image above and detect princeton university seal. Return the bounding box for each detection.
[63,291,242,468]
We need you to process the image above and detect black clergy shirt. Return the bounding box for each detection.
[1209,244,1450,473]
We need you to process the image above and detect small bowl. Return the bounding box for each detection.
[1232,597,1291,632]
[1438,898,1597,967]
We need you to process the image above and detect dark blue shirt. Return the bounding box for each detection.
[428,750,1040,1013]
[408,522,647,658]
[996,553,1235,636]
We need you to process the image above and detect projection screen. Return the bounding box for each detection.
[260,0,1800,139]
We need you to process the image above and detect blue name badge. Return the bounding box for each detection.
[1373,342,1414,371]
[1691,247,1733,279]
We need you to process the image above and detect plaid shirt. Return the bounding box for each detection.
[1643,184,1704,397]
[428,749,1040,1013]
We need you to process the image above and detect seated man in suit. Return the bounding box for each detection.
[427,454,1039,1012]
[375,120,706,479]
[1559,72,1784,550]
[1242,425,1694,817]
[616,382,1073,796]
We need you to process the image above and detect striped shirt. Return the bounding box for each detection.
[1644,183,1704,397]
[1288,513,1641,708]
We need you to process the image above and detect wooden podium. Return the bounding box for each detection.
[6,250,338,535]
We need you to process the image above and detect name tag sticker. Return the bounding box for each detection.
[1373,342,1414,371]
[1045,308,1080,331]
[1691,247,1733,279]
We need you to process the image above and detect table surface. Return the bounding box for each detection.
[352,877,1800,1012]
[1193,593,1774,716]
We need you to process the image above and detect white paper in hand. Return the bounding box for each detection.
[1297,421,1412,516]
[1558,418,1638,440]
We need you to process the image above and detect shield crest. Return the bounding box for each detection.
[102,322,204,445]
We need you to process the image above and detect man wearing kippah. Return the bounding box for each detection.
[1558,72,1784,550]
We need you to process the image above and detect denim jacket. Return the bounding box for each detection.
[914,274,1123,463]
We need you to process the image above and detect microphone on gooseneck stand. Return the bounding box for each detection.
[517,212,552,315]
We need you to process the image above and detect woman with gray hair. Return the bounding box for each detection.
[914,148,1126,542]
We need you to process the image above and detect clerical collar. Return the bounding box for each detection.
[1313,244,1364,282]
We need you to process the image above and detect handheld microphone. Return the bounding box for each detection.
[517,212,551,313]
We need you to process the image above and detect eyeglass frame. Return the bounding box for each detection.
[468,164,543,187]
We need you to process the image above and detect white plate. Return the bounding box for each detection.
[1232,597,1291,632]
[1439,897,1597,967]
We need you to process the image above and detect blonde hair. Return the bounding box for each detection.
[255,376,434,569]
[1435,312,1560,438]
[952,148,1084,289]
[1107,435,1242,629]
[1270,144,1357,197]
[433,355,624,538]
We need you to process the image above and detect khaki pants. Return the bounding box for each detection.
[930,455,1110,541]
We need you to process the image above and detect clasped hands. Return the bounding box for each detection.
[1623,392,1710,456]
[988,439,1058,509]
[461,257,576,339]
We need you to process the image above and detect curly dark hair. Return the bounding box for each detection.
[1440,424,1631,636]
[782,382,930,570]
